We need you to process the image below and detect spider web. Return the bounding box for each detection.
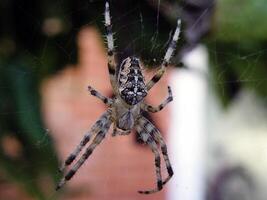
[1,0,267,200]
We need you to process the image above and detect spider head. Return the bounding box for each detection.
[118,57,147,105]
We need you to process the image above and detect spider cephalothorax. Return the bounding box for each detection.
[118,57,147,105]
[57,1,181,195]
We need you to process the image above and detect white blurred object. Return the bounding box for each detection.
[167,45,208,200]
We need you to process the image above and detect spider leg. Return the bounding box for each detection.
[104,1,117,92]
[146,19,181,91]
[136,128,163,194]
[56,116,112,190]
[141,86,173,113]
[135,119,164,194]
[88,85,113,106]
[59,111,111,172]
[136,117,174,194]
[147,122,174,185]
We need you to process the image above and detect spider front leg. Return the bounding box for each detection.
[56,114,112,190]
[141,86,173,113]
[59,111,111,172]
[136,125,163,194]
[105,1,117,92]
[136,117,174,194]
[144,117,173,185]
[146,19,181,91]
[88,86,113,106]
[153,131,173,185]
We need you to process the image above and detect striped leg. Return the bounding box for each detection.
[105,1,117,91]
[137,117,174,189]
[149,123,174,185]
[146,19,181,91]
[141,86,173,113]
[88,86,113,106]
[59,111,111,172]
[56,117,112,190]
[136,123,163,194]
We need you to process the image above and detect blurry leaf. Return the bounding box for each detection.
[208,0,267,106]
[216,0,267,41]
[0,62,59,199]
[208,41,267,106]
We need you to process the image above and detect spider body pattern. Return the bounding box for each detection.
[56,1,181,194]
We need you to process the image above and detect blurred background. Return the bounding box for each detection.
[0,0,267,199]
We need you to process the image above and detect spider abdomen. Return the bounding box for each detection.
[118,57,147,105]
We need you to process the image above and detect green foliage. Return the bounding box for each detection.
[216,0,267,41]
[208,0,267,106]
[0,62,59,199]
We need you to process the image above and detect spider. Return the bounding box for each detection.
[56,1,181,194]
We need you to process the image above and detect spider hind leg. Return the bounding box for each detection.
[104,1,117,91]
[146,19,181,91]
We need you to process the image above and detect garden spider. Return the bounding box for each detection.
[56,1,181,194]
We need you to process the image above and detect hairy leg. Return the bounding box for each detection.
[88,85,113,106]
[138,117,174,186]
[149,124,173,184]
[141,86,173,113]
[105,1,117,92]
[135,120,164,194]
[146,20,181,91]
[56,116,112,190]
[59,110,112,172]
